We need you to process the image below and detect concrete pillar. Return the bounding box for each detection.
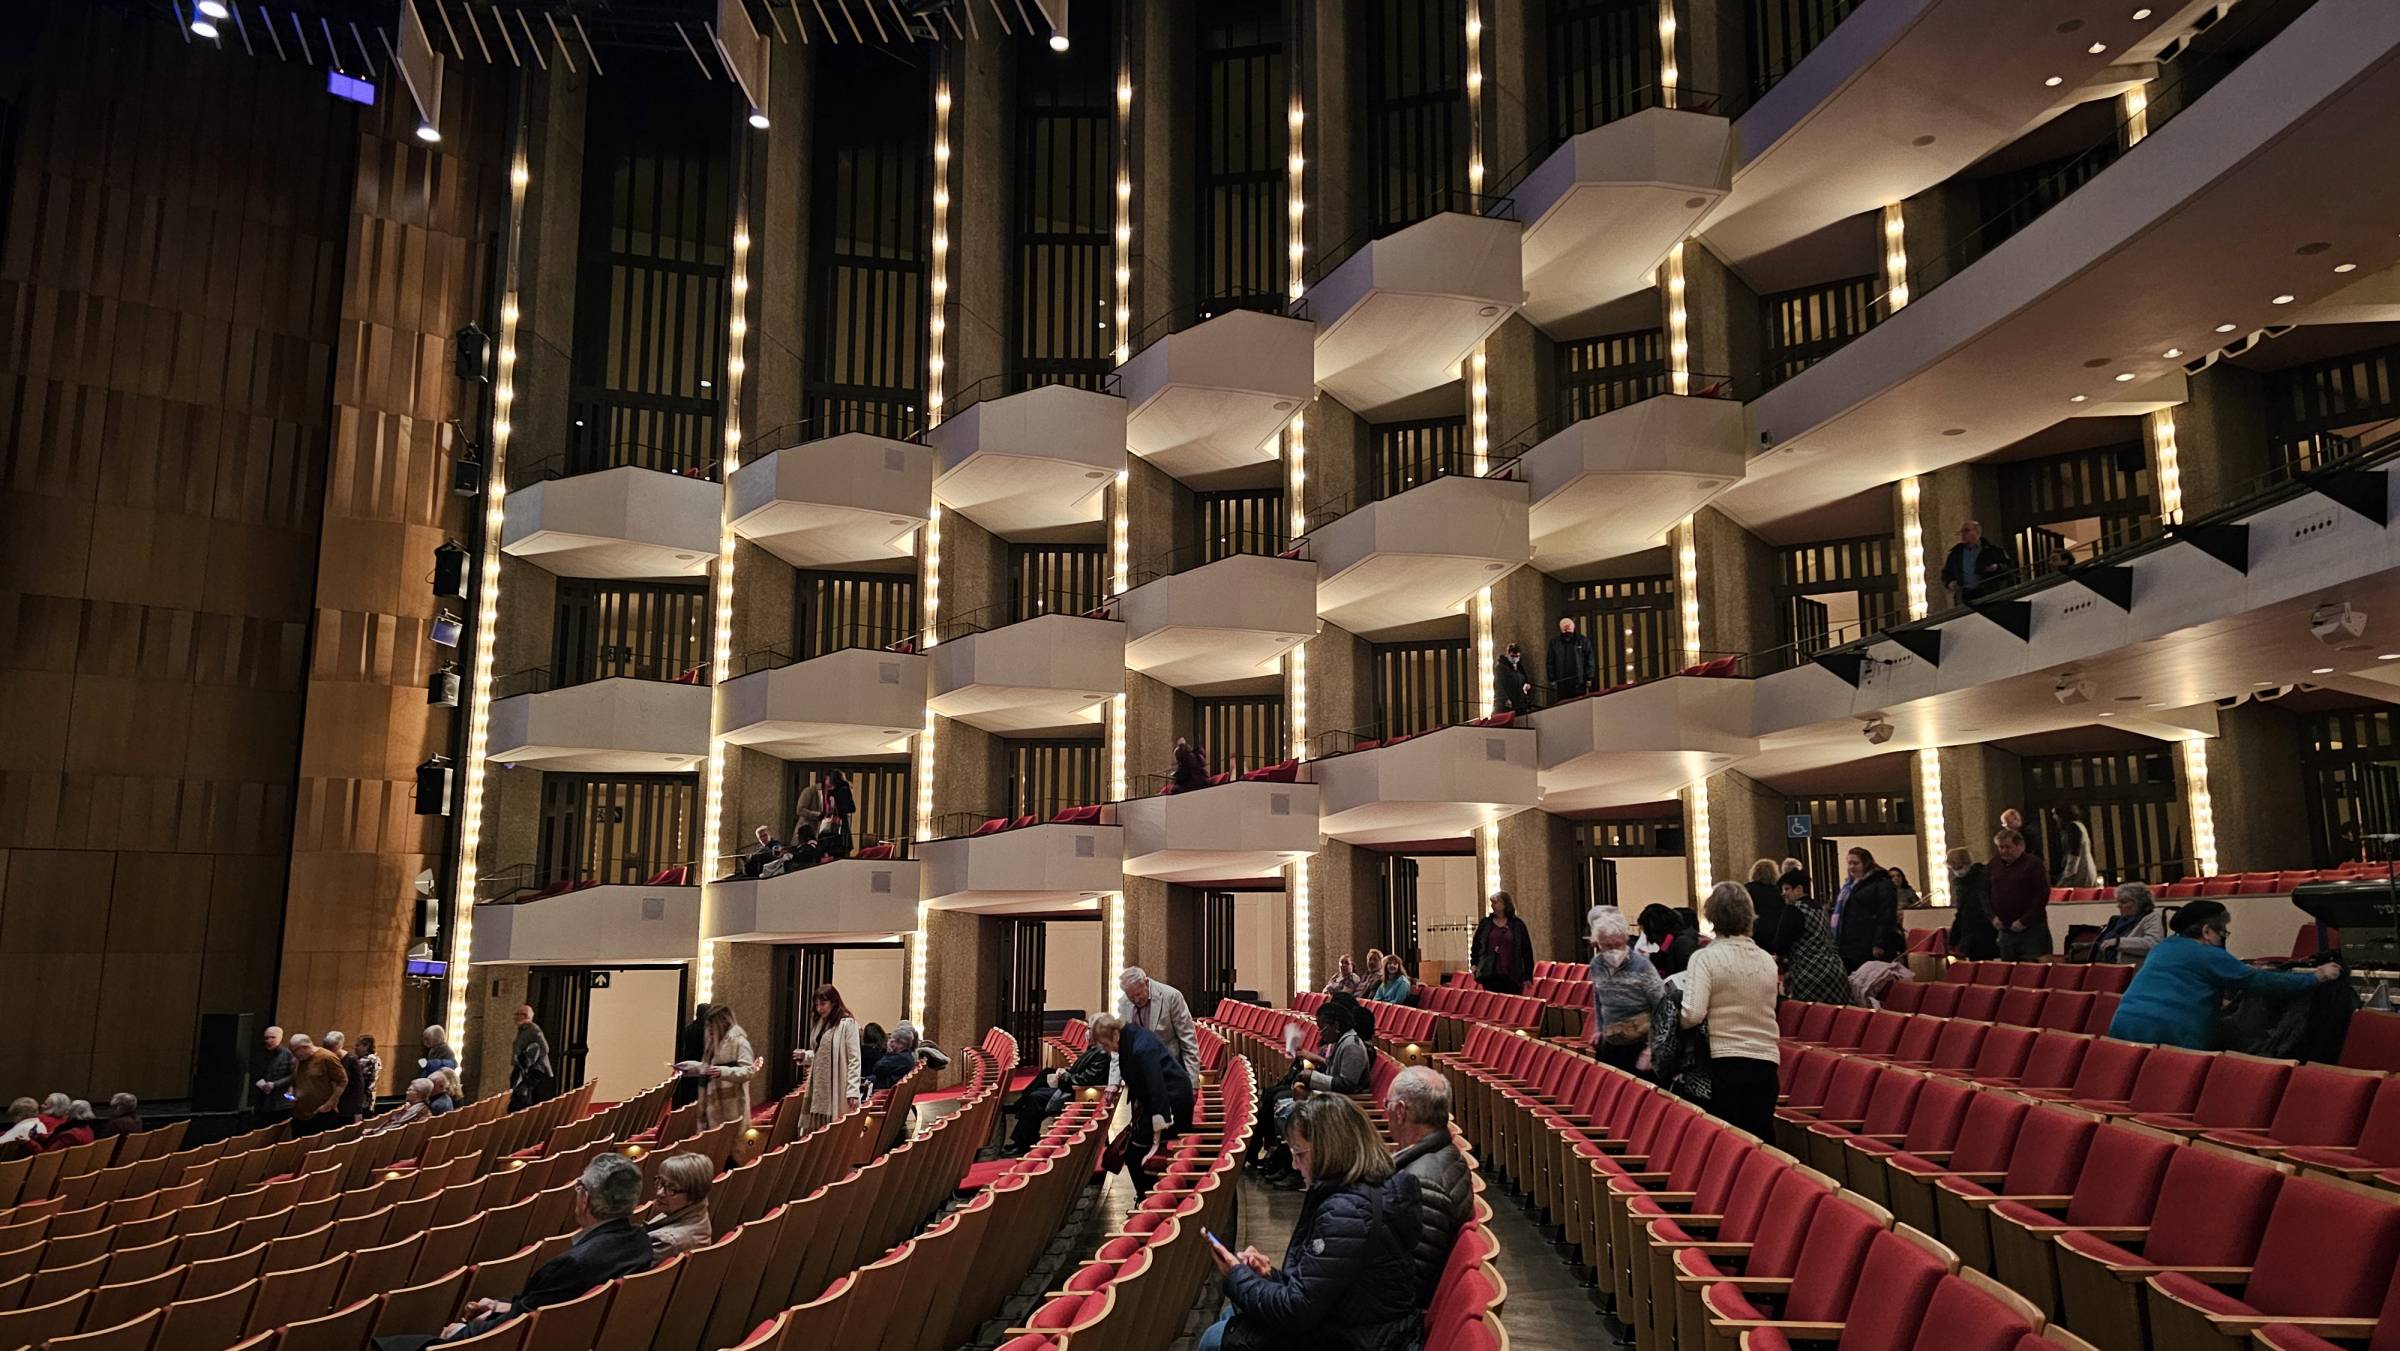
[926,908,1005,1073]
[1942,743,2026,864]
[1125,458,1200,585]
[1485,315,1554,456]
[1486,0,1542,195]
[1302,394,1374,528]
[1689,507,1778,663]
[1304,624,1375,749]
[1707,769,1791,891]
[1312,841,1387,992]
[1129,0,1197,327]
[2204,704,2308,875]
[1124,670,1194,793]
[1679,242,1761,400]
[710,942,777,1074]
[1920,462,2003,604]
[2170,361,2274,515]
[1498,808,1581,962]
[1678,0,1748,107]
[750,41,815,438]
[1123,879,1204,1001]
[1900,181,1981,294]
[471,966,530,1101]
[1490,561,1565,698]
[948,41,1014,400]
[1301,0,1366,277]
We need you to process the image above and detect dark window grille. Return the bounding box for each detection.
[1197,2,1289,309]
[2267,341,2400,473]
[1198,490,1289,559]
[567,59,732,478]
[553,580,709,686]
[794,572,918,658]
[1195,695,1289,772]
[1575,818,1684,856]
[1375,417,1472,500]
[1761,275,1879,389]
[807,55,931,441]
[1014,19,1117,392]
[1997,441,2156,583]
[1786,794,1915,833]
[536,774,700,886]
[1374,639,1474,738]
[2023,750,2186,885]
[1569,576,1676,686]
[1010,545,1110,621]
[1972,148,2121,259]
[1544,0,1662,148]
[2300,708,2400,868]
[1747,0,1861,101]
[1775,535,1900,665]
[1557,329,1669,425]
[784,762,911,846]
[1009,739,1106,818]
[1365,0,1469,233]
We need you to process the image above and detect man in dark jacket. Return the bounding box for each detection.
[376,1154,653,1348]
[1987,827,2054,959]
[1092,1013,1193,1197]
[1384,1066,1472,1305]
[1494,643,1536,715]
[1939,520,2016,603]
[1007,1041,1111,1153]
[1546,617,1598,702]
[251,1025,294,1124]
[510,1005,556,1110]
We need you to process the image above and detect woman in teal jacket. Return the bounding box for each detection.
[2107,901,2342,1049]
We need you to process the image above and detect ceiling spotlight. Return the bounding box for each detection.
[415,122,442,144]
[2043,75,2064,87]
[2163,348,2183,358]
[2087,41,2108,53]
[748,109,771,130]
[2069,394,2088,403]
[2132,7,2152,17]
[191,16,219,37]
[2271,294,2295,305]
[197,0,229,16]
[2311,667,2336,676]
[2054,675,2097,706]
[2215,322,2238,333]
[2379,653,2400,661]
[1862,717,1895,746]
[2335,262,2358,274]
[2114,372,2137,382]
[1050,30,1071,50]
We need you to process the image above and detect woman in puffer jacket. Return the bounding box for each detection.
[1202,1093,1423,1351]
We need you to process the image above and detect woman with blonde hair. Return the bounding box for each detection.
[691,1005,759,1129]
[644,1151,716,1255]
[1201,1093,1422,1350]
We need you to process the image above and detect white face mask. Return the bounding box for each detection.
[1595,945,1630,971]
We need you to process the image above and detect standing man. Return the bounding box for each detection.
[1494,642,1536,715]
[1546,617,1598,703]
[1987,827,2055,960]
[510,1004,557,1110]
[1088,1014,1192,1198]
[1115,967,1201,1088]
[1940,520,2017,603]
[286,1033,348,1135]
[251,1025,294,1125]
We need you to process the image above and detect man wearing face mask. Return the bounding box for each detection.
[1586,905,1663,1074]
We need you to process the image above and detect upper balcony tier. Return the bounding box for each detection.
[469,884,700,965]
[1307,212,1524,419]
[918,818,1124,915]
[1310,474,1530,638]
[488,675,710,773]
[926,612,1124,734]
[716,646,928,760]
[1117,774,1322,885]
[1121,309,1317,484]
[1119,553,1318,692]
[1521,393,1747,574]
[1699,0,2164,271]
[1517,106,1734,334]
[728,432,932,570]
[703,858,920,943]
[1307,721,1539,847]
[928,384,1126,540]
[1532,669,1757,812]
[500,466,721,579]
[1717,0,2400,535]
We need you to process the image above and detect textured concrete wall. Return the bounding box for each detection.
[1303,395,1374,527]
[1304,624,1376,747]
[1131,0,1198,325]
[2173,362,2274,514]
[1691,507,1780,662]
[751,41,816,439]
[1680,243,1761,399]
[1921,462,2004,600]
[1486,316,1554,452]
[2207,702,2308,875]
[1311,841,1387,993]
[1943,743,2027,864]
[1708,769,1793,892]
[1498,808,1582,962]
[949,41,1015,400]
[926,908,1005,1072]
[1303,0,1364,276]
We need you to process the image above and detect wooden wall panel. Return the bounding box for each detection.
[0,9,351,1099]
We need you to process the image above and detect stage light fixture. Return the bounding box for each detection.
[428,665,461,708]
[431,611,463,648]
[415,122,441,144]
[191,17,219,38]
[414,758,454,816]
[453,324,489,381]
[432,541,470,598]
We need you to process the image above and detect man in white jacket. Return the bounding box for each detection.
[1114,967,1201,1088]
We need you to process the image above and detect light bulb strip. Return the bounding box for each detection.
[1686,778,1713,918]
[1676,515,1702,666]
[1665,242,1691,396]
[1916,747,1950,909]
[695,214,753,1005]
[2183,739,2219,878]
[1899,475,1930,621]
[1657,0,1679,109]
[2152,409,2184,525]
[1465,1,1484,195]
[2123,84,2150,147]
[909,71,955,1032]
[928,78,953,423]
[444,142,533,1071]
[1881,203,1911,313]
[1286,95,1306,300]
[1114,67,1133,366]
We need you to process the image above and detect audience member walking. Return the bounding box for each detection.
[1678,883,1782,1139]
[1831,847,1901,970]
[1495,642,1536,715]
[693,1005,758,1129]
[510,1005,556,1110]
[1746,859,1802,959]
[794,984,862,1132]
[1587,905,1664,1073]
[1946,847,2000,959]
[287,1033,348,1135]
[1889,865,1924,909]
[1116,967,1202,1088]
[1091,1012,1193,1197]
[1940,520,2016,602]
[420,1026,458,1077]
[1470,892,1534,994]
[2055,805,2099,888]
[253,1025,294,1123]
[1637,903,1701,978]
[1778,870,1854,1006]
[673,1003,712,1107]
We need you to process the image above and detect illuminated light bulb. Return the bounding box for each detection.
[748,110,770,130]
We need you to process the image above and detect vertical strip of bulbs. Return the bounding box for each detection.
[1677,515,1710,906]
[1881,204,1911,313]
[1657,0,1680,109]
[1464,2,1484,196]
[2151,409,2184,525]
[1664,243,1691,396]
[2123,85,2150,147]
[1899,475,1930,621]
[1114,68,1133,366]
[1286,97,1306,301]
[1284,54,1311,1002]
[1915,748,1950,909]
[446,146,533,1063]
[909,73,956,1030]
[1470,344,1501,902]
[2183,740,2220,879]
[695,207,753,1004]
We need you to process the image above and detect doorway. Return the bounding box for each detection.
[1195,892,1237,1018]
[526,964,688,1097]
[770,943,909,1096]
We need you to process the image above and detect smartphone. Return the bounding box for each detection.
[1204,1228,1226,1250]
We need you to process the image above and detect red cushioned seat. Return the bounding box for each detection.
[1698,1189,1887,1330]
[2051,1140,2286,1335]
[2082,991,2121,1034]
[2202,1062,2383,1157]
[2126,1051,2293,1135]
[2283,1074,2400,1177]
[1994,986,2046,1027]
[2203,877,2240,896]
[971,817,1009,836]
[1918,982,1964,1017]
[1953,986,2004,1021]
[2342,1009,2400,1071]
[2034,990,2095,1032]
[2145,1172,2400,1338]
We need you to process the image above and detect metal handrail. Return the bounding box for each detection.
[1118,532,1297,592]
[1298,187,1521,302]
[730,633,925,679]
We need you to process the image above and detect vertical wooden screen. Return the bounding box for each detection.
[1569,577,1676,686]
[1014,17,1118,392]
[807,54,930,441]
[1748,0,1862,99]
[1365,0,1470,233]
[1544,0,1661,148]
[2267,341,2400,472]
[1761,276,1880,389]
[1009,545,1111,620]
[1374,418,1472,500]
[536,774,702,885]
[1198,489,1289,559]
[1195,695,1290,772]
[551,580,709,685]
[1197,1,1289,310]
[1374,640,1475,736]
[2299,709,2400,868]
[2022,750,2187,885]
[791,572,918,659]
[1557,329,1668,424]
[1008,740,1107,817]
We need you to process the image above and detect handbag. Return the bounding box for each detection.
[1600,1012,1652,1047]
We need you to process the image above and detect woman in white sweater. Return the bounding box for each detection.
[793,984,862,1133]
[1679,882,1783,1139]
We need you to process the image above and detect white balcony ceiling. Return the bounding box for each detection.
[926,614,1124,734]
[1120,555,1319,692]
[1309,213,1525,418]
[1523,395,1748,573]
[488,679,710,773]
[1517,107,1734,334]
[1533,677,1760,812]
[1313,476,1530,637]
[919,825,1124,914]
[1122,310,1316,484]
[928,384,1126,540]
[1311,725,1540,847]
[716,648,927,759]
[728,433,932,570]
[500,467,722,580]
[1118,782,1322,884]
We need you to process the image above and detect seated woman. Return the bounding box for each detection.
[368,1078,436,1134]
[2107,900,2342,1050]
[1201,1093,1423,1351]
[643,1152,715,1255]
[2092,882,2167,964]
[1370,955,1413,1005]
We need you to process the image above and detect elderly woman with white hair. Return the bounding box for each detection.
[2093,881,2167,964]
[1587,905,1664,1073]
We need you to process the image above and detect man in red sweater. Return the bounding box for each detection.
[1986,827,2053,959]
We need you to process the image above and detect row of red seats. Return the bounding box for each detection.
[1884,979,2124,1036]
[1157,759,1303,794]
[1440,1023,2071,1351]
[1776,1010,2400,1351]
[1298,985,1546,1037]
[1939,962,2136,992]
[1542,655,1744,709]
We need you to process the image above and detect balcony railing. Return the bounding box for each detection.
[729,632,925,680]
[1119,532,1301,593]
[492,663,708,700]
[1295,187,1522,316]
[510,443,721,490]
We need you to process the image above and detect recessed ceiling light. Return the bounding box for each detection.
[2114,372,2137,382]
[2069,394,2088,403]
[2163,348,2183,359]
[2335,262,2358,274]
[2087,41,2108,53]
[2147,702,2167,709]
[2271,294,2296,305]
[2312,667,2335,675]
[2254,681,2276,688]
[2132,7,2153,18]
[2215,323,2239,333]
[2043,75,2064,87]
[1942,427,1966,436]
[2380,653,2400,661]
[2098,713,2115,718]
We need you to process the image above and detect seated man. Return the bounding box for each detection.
[1007,1039,1111,1154]
[1385,1066,1473,1305]
[376,1154,654,1349]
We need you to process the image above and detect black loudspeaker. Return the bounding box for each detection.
[1656,824,1686,855]
[416,760,454,815]
[191,1012,259,1113]
[432,541,471,598]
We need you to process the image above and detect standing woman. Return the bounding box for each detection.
[696,1005,759,1130]
[2055,805,2099,888]
[1470,892,1534,994]
[1946,847,2000,959]
[1832,847,1901,970]
[793,985,862,1133]
[1587,906,1663,1074]
[1678,883,1782,1139]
